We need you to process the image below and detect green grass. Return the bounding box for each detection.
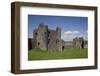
[28,48,88,60]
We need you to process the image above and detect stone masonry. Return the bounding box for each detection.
[32,23,64,52]
[73,37,84,48]
[29,23,85,51]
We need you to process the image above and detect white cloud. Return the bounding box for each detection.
[61,30,82,41]
[64,31,73,35]
[64,31,79,35]
[73,31,79,34]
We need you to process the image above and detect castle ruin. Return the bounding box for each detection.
[28,23,85,51]
[32,23,64,52]
[73,37,84,48]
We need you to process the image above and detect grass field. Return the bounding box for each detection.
[28,48,88,60]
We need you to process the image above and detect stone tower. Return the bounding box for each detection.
[73,37,84,48]
[56,27,63,51]
[47,30,58,51]
[47,26,63,52]
[32,23,64,52]
[32,23,48,50]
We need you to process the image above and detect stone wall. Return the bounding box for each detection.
[64,41,74,48]
[33,23,48,50]
[48,30,58,51]
[32,23,64,51]
[48,27,63,52]
[29,23,86,51]
[73,37,84,48]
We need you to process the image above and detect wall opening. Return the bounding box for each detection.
[62,46,64,50]
[35,32,38,36]
[38,42,40,46]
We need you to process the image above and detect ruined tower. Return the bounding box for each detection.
[56,27,63,51]
[47,26,65,52]
[32,23,64,51]
[32,23,48,50]
[31,23,85,51]
[73,37,84,48]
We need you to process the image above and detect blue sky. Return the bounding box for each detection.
[28,15,88,41]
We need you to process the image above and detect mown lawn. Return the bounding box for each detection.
[28,48,88,60]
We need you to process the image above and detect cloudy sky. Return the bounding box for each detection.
[28,15,88,41]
